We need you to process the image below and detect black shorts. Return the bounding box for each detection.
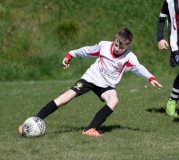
[170,50,179,67]
[70,79,115,101]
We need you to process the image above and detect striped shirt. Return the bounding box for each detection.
[157,0,179,52]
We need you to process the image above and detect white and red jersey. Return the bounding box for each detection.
[66,41,155,88]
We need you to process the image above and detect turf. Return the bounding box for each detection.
[1,77,179,160]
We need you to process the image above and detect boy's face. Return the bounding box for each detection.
[113,40,130,55]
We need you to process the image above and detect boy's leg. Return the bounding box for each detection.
[18,89,77,134]
[84,105,113,131]
[35,100,58,120]
[19,79,91,135]
[82,89,118,136]
[82,104,113,136]
[166,73,179,117]
[37,89,78,119]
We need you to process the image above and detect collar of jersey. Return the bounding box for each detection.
[110,42,127,58]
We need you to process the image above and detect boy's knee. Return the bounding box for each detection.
[114,98,119,106]
[108,98,119,110]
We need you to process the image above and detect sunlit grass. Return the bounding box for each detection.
[1,77,179,160]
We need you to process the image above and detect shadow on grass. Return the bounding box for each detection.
[173,117,179,122]
[146,107,179,116]
[146,107,166,114]
[146,108,179,122]
[99,125,148,133]
[49,127,84,135]
[48,124,147,135]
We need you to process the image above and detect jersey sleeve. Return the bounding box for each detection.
[157,0,169,42]
[160,0,169,15]
[127,54,156,81]
[68,42,102,58]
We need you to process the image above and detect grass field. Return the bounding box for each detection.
[1,77,179,160]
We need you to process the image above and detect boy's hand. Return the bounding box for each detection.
[150,80,163,89]
[62,57,70,69]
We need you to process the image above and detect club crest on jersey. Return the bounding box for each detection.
[113,62,123,70]
[74,82,83,90]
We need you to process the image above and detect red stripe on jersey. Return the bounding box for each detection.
[116,61,134,80]
[126,61,134,67]
[98,56,105,68]
[89,49,100,56]
[110,43,115,58]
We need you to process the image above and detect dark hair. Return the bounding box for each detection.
[115,27,133,48]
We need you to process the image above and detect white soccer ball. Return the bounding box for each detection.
[22,117,46,137]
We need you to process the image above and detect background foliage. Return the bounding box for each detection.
[0,0,177,81]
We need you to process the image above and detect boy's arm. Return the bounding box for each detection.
[128,55,163,89]
[157,17,166,42]
[132,64,163,89]
[157,17,169,50]
[157,0,169,50]
[68,42,102,58]
[62,42,102,69]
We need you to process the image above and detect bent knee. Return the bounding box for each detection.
[113,98,119,106]
[107,98,119,110]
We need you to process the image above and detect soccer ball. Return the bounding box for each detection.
[22,117,46,137]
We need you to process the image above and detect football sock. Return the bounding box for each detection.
[36,100,58,119]
[170,74,179,102]
[84,105,113,131]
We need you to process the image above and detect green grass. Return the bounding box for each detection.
[1,77,179,160]
[0,0,176,81]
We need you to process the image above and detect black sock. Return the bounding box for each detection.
[84,105,113,131]
[170,74,179,102]
[36,100,58,119]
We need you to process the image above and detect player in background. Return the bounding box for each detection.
[19,27,163,136]
[157,0,179,117]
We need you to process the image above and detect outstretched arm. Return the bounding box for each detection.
[62,42,102,69]
[127,56,163,90]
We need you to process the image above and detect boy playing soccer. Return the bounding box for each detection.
[19,27,163,136]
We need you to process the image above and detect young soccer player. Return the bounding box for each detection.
[157,0,179,117]
[19,27,163,136]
